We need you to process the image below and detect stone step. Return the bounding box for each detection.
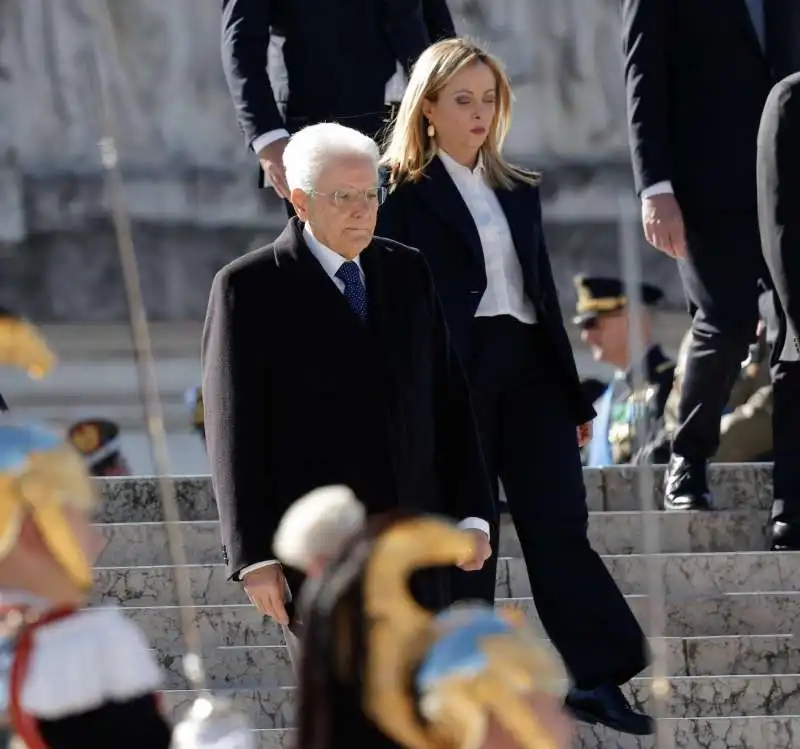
[248,719,800,749]
[93,465,773,522]
[94,510,770,566]
[120,593,800,650]
[154,635,798,690]
[157,675,800,726]
[90,553,800,608]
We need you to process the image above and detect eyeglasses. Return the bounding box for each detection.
[311,186,388,208]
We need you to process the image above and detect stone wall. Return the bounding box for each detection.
[0,0,683,321]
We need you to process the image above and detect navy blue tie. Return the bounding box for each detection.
[336,261,368,321]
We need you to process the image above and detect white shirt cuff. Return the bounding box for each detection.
[641,181,673,199]
[239,559,280,578]
[457,517,490,538]
[252,129,290,155]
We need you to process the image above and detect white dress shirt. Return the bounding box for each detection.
[438,150,537,324]
[238,224,489,578]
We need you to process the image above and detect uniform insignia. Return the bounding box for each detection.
[575,279,593,314]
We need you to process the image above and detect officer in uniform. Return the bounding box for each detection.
[573,276,676,467]
[184,386,206,447]
[66,418,132,477]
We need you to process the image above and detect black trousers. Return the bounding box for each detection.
[450,316,648,689]
[672,210,771,461]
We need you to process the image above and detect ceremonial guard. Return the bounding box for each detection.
[277,486,574,749]
[574,277,675,466]
[0,312,254,748]
[67,418,131,477]
[0,422,172,748]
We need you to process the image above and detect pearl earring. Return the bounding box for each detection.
[427,123,435,138]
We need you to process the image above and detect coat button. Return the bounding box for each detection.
[469,289,480,295]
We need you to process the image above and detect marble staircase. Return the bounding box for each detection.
[94,464,799,748]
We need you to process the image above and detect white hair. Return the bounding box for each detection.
[272,485,366,571]
[282,123,380,192]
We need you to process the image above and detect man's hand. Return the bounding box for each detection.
[457,528,492,571]
[577,421,592,447]
[258,137,291,199]
[641,193,687,259]
[242,564,289,624]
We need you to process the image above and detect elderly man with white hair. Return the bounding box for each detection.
[202,123,494,629]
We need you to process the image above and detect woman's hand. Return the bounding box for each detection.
[577,421,592,447]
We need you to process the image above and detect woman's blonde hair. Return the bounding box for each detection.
[381,38,539,190]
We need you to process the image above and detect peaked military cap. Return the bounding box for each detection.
[67,419,122,469]
[572,275,664,325]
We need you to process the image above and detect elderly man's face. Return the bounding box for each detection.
[292,155,380,258]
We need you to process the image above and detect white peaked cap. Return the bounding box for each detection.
[273,485,366,571]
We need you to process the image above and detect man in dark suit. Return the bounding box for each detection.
[202,123,494,623]
[620,0,800,511]
[220,0,455,200]
[757,72,800,548]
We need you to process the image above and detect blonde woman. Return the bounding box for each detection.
[377,39,652,736]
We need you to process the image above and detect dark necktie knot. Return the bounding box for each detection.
[336,261,362,285]
[335,261,368,321]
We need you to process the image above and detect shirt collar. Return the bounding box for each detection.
[437,148,485,180]
[303,223,363,282]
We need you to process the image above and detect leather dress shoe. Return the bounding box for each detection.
[770,508,800,550]
[565,684,654,736]
[663,455,712,511]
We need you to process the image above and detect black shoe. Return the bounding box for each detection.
[770,503,800,550]
[565,684,654,736]
[663,455,712,511]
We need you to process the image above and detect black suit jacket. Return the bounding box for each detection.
[202,218,494,581]
[621,0,800,213]
[221,0,450,145]
[376,157,595,427]
[757,71,800,362]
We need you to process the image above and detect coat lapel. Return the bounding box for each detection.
[413,156,484,265]
[493,184,538,286]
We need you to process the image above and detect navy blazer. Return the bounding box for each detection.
[376,156,595,426]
